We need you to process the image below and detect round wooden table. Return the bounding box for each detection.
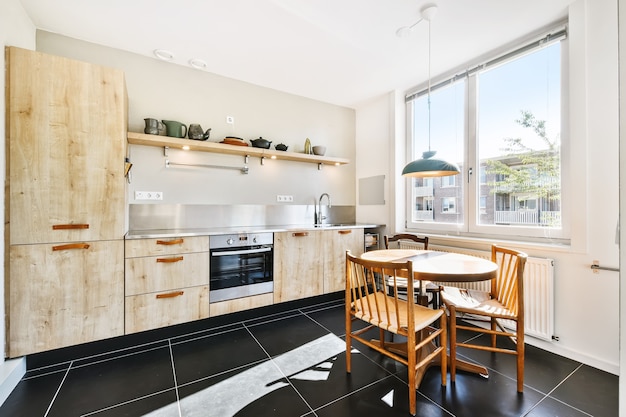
[360,249,499,382]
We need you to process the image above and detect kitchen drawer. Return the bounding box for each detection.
[125,236,209,258]
[125,285,210,334]
[210,293,273,317]
[125,252,209,295]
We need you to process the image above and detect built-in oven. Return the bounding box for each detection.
[209,232,273,303]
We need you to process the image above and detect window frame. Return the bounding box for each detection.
[404,25,570,243]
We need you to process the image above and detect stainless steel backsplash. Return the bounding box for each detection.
[129,204,356,231]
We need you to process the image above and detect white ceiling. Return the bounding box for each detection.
[19,0,574,108]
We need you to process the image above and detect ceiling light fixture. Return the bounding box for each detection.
[153,49,174,61]
[401,5,460,178]
[189,58,208,70]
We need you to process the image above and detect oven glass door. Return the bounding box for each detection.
[210,245,273,292]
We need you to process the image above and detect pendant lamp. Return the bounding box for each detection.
[400,5,460,178]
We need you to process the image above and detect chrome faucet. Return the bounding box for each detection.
[316,193,332,225]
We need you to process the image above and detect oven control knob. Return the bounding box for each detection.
[252,236,258,243]
[227,238,235,245]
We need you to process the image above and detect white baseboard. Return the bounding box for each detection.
[0,357,26,406]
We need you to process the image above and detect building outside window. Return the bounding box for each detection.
[405,25,566,241]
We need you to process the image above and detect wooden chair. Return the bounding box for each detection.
[345,250,446,415]
[439,245,527,392]
[383,234,440,308]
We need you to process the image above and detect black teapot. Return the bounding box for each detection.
[250,137,272,149]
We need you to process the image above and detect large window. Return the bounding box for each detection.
[406,27,566,241]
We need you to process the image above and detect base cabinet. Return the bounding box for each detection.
[125,286,210,334]
[124,236,210,334]
[273,228,365,302]
[323,229,365,293]
[273,231,324,303]
[8,241,124,357]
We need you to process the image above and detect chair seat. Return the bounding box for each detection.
[440,286,517,320]
[353,292,444,334]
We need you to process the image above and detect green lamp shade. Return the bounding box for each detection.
[402,151,460,178]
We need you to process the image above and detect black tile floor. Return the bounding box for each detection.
[0,296,618,417]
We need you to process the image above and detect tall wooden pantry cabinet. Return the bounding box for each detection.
[5,47,127,357]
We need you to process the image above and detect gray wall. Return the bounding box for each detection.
[36,31,356,209]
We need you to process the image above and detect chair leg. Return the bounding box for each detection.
[440,308,447,387]
[517,322,525,392]
[345,305,352,374]
[407,334,417,416]
[491,317,497,348]
[449,306,457,383]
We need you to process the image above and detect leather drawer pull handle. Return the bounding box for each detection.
[52,243,90,251]
[292,232,309,237]
[156,238,184,245]
[52,224,89,230]
[156,256,184,263]
[156,291,184,299]
[338,230,352,234]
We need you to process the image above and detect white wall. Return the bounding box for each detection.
[36,32,356,208]
[1,0,36,402]
[356,0,621,375]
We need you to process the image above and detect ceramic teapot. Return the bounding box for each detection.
[188,124,211,140]
[250,137,272,149]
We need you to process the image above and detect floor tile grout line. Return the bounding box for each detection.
[242,320,318,415]
[310,374,396,414]
[79,388,178,417]
[43,359,73,417]
[70,343,169,370]
[521,363,594,417]
[169,323,249,347]
[176,358,269,390]
[167,339,183,417]
[26,338,170,375]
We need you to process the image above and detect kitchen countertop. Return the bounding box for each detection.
[125,223,383,239]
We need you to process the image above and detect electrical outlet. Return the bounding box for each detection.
[226,116,234,124]
[276,195,293,203]
[135,191,163,200]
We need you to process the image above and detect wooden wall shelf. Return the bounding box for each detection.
[127,132,350,166]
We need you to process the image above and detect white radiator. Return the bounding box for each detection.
[401,243,555,341]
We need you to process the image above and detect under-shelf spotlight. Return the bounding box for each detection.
[153,49,174,61]
[182,145,190,151]
[189,58,208,70]
[270,155,277,160]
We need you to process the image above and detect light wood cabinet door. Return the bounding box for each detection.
[125,252,209,296]
[6,47,127,245]
[125,236,209,258]
[125,286,210,334]
[323,229,365,293]
[273,231,324,303]
[8,240,124,357]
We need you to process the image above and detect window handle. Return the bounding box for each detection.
[468,167,473,183]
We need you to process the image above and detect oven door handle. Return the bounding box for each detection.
[211,247,272,257]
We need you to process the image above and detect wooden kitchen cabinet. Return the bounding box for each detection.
[8,241,124,356]
[124,236,210,333]
[5,47,127,357]
[323,228,365,293]
[273,230,324,302]
[6,47,127,245]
